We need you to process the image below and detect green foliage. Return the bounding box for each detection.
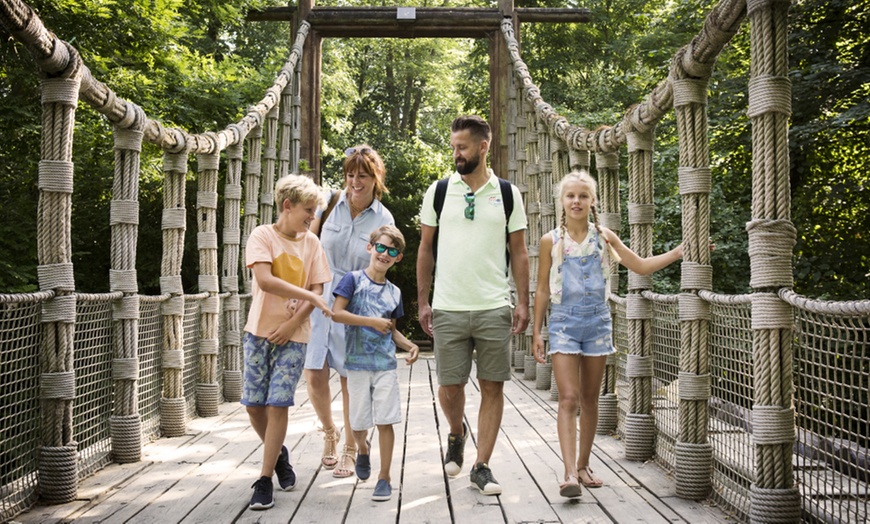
[1,0,867,306]
[0,0,291,292]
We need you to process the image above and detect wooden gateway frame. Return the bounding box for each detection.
[249,1,590,177]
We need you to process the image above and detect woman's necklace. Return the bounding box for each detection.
[348,191,372,218]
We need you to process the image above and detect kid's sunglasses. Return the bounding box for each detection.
[371,242,401,258]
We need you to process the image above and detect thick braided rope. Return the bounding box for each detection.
[669,43,715,498]
[746,0,799,521]
[622,129,655,461]
[160,150,189,437]
[38,443,78,504]
[499,0,745,155]
[277,81,293,180]
[242,123,264,294]
[109,125,144,463]
[535,361,552,390]
[506,76,529,358]
[196,150,221,417]
[523,354,537,380]
[0,0,311,157]
[221,131,246,402]
[260,105,280,226]
[36,70,81,503]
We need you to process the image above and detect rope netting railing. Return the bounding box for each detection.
[0,0,868,522]
[500,0,869,522]
[0,0,310,516]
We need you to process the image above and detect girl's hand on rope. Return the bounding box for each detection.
[532,335,547,364]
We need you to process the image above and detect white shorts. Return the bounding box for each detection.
[346,369,402,431]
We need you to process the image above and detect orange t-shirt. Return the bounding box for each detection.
[244,224,331,342]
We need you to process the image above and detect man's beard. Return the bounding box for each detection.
[455,154,481,175]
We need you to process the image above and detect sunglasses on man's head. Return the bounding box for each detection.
[464,192,475,220]
[372,242,401,257]
[345,147,373,157]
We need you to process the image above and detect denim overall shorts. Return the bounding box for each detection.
[548,231,616,357]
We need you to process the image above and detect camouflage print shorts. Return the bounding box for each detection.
[241,333,306,407]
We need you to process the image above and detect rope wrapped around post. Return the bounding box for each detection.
[746,0,800,520]
[195,149,221,417]
[36,65,82,504]
[159,148,190,437]
[109,124,145,463]
[670,41,715,499]
[221,126,247,402]
[622,128,656,461]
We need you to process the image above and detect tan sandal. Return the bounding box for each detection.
[319,426,340,469]
[559,474,582,498]
[578,466,604,488]
[333,445,356,478]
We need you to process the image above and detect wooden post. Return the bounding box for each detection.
[489,0,514,178]
[297,0,322,181]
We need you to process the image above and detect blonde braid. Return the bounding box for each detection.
[555,208,568,270]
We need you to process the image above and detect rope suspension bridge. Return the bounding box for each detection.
[1,0,868,522]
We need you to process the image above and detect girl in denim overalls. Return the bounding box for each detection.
[532,170,685,498]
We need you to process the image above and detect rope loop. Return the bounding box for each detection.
[672,78,708,107]
[38,263,75,292]
[751,292,794,330]
[678,167,712,195]
[752,406,795,445]
[109,269,138,293]
[41,371,76,399]
[41,76,80,106]
[748,75,792,118]
[677,372,711,400]
[38,160,74,194]
[41,294,76,323]
[626,354,653,378]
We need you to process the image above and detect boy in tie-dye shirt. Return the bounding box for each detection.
[331,225,419,502]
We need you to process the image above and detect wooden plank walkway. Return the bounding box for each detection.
[13,353,733,523]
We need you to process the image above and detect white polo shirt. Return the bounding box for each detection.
[420,170,527,311]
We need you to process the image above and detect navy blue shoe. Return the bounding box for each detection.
[275,445,297,491]
[372,479,392,501]
[249,476,274,510]
[355,453,371,481]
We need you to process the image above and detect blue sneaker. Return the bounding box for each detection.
[275,445,297,491]
[355,453,371,481]
[249,476,274,510]
[372,479,392,501]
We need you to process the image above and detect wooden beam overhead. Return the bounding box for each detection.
[247,6,590,38]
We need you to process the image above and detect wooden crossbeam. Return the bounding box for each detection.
[248,7,591,38]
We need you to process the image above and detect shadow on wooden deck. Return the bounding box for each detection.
[13,353,733,523]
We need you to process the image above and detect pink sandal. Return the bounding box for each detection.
[319,426,340,469]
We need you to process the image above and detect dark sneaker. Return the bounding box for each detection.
[275,445,297,491]
[249,476,274,510]
[355,453,371,481]
[470,463,502,496]
[372,479,392,501]
[444,422,468,477]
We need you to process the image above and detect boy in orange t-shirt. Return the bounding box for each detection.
[243,174,332,510]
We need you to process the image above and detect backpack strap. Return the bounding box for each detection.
[432,178,450,264]
[317,190,341,237]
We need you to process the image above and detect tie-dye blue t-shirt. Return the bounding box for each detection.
[333,270,404,371]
